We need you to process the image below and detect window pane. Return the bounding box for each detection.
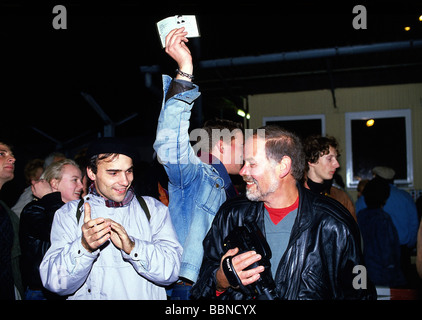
[345,108,414,188]
[351,117,407,181]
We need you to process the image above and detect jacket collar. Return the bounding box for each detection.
[88,182,135,208]
[199,152,238,199]
[288,182,314,241]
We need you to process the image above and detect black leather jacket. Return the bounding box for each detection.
[191,183,377,300]
[19,192,64,292]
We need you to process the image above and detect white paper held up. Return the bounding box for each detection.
[156,15,200,48]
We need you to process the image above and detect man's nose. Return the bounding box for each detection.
[333,159,340,168]
[119,173,130,186]
[239,164,247,176]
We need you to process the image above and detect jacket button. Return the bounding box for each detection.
[134,253,138,258]
[216,184,220,188]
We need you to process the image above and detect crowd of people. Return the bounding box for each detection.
[1,27,421,300]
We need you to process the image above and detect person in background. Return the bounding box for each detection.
[19,159,84,300]
[74,147,91,198]
[11,158,44,218]
[416,219,422,279]
[153,27,244,299]
[303,134,356,221]
[357,177,406,287]
[357,179,369,199]
[43,152,66,170]
[0,141,23,299]
[355,166,419,285]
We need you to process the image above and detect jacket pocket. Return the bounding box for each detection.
[194,175,225,215]
[300,267,329,299]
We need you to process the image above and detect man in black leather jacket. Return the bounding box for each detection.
[191,126,376,300]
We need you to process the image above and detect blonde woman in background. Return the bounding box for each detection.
[19,159,83,300]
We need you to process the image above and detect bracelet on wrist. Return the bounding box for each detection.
[176,69,194,81]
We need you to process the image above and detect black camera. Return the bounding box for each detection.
[222,225,279,300]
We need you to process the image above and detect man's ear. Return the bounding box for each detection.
[211,139,225,156]
[278,156,292,178]
[217,138,224,154]
[307,161,317,169]
[87,167,96,181]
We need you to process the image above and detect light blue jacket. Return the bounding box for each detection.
[153,75,228,283]
[39,194,182,300]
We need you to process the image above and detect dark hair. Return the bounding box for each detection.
[303,135,340,169]
[253,125,305,181]
[23,158,44,185]
[363,177,390,209]
[202,118,243,152]
[0,140,14,152]
[87,153,118,175]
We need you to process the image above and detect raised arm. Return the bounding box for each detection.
[165,27,193,82]
[153,27,201,187]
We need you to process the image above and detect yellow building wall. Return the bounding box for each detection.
[247,83,422,201]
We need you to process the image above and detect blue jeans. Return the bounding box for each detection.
[170,282,192,300]
[24,288,46,300]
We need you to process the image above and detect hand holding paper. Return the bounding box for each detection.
[165,27,193,78]
[156,15,200,48]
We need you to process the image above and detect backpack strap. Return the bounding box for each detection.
[76,198,84,224]
[75,196,151,223]
[136,195,151,222]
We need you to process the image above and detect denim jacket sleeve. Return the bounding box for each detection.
[153,75,202,187]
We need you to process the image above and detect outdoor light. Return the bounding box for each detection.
[366,119,375,127]
[237,109,246,117]
[237,109,250,119]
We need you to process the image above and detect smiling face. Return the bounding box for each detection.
[0,143,15,188]
[239,136,280,202]
[307,146,340,183]
[87,154,134,203]
[52,164,84,203]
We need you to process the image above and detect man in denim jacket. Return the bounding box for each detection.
[153,28,244,299]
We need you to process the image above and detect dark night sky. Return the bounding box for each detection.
[1,0,421,203]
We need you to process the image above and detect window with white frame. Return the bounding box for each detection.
[345,109,413,188]
[263,114,326,140]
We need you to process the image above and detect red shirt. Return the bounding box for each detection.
[264,196,299,225]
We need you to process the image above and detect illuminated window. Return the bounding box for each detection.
[345,109,413,188]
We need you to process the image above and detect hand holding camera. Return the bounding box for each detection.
[216,226,279,300]
[216,247,264,292]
